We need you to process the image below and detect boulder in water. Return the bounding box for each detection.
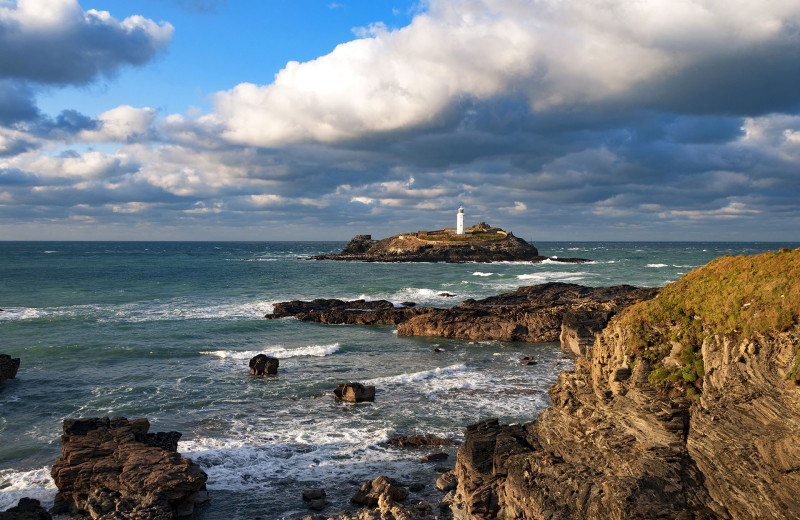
[0,498,52,520]
[249,354,279,375]
[334,382,375,402]
[0,354,20,383]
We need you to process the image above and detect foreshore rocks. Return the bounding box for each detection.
[448,248,800,519]
[51,417,208,519]
[267,299,429,326]
[249,353,279,375]
[266,283,658,347]
[313,230,587,264]
[0,498,52,520]
[334,382,376,402]
[0,354,20,383]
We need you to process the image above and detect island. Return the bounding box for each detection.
[314,210,587,263]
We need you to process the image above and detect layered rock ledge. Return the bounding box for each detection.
[265,283,658,345]
[449,248,800,519]
[51,417,208,519]
[313,226,587,264]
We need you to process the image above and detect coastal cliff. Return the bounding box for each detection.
[450,248,800,519]
[313,225,585,263]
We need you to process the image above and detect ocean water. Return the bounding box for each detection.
[0,241,796,518]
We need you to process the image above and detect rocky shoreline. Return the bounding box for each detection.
[266,282,658,347]
[6,249,800,520]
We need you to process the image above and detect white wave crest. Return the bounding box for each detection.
[365,364,470,386]
[202,343,341,360]
[0,467,56,511]
[646,263,668,268]
[471,272,494,277]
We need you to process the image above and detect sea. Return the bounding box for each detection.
[0,241,796,519]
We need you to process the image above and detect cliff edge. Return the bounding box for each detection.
[451,248,800,519]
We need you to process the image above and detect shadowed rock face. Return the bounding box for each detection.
[265,283,658,346]
[0,354,20,383]
[449,250,800,520]
[313,230,587,264]
[51,417,208,520]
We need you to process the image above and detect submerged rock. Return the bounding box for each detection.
[51,417,208,519]
[0,354,20,383]
[249,354,279,375]
[334,382,375,402]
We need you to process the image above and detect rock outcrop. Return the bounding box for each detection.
[265,283,658,346]
[0,354,20,383]
[0,498,52,520]
[266,299,428,325]
[397,283,657,343]
[388,435,456,448]
[249,354,279,375]
[51,417,208,519]
[313,228,587,264]
[334,382,376,402]
[449,248,800,519]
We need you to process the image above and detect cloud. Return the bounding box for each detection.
[0,0,174,85]
[208,0,800,147]
[78,106,158,143]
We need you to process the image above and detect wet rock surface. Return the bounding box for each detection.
[0,498,52,520]
[249,353,279,375]
[265,283,658,346]
[334,382,376,402]
[0,354,20,383]
[51,417,208,519]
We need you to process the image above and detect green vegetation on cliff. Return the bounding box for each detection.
[619,248,800,398]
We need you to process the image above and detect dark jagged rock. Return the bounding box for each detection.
[313,226,588,264]
[51,417,208,519]
[388,434,456,448]
[351,476,409,507]
[397,283,658,343]
[0,354,20,382]
[266,298,428,325]
[421,452,449,462]
[264,284,657,348]
[448,249,800,520]
[334,382,375,402]
[249,354,279,375]
[560,308,615,356]
[0,498,52,520]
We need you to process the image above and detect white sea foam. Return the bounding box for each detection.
[0,467,56,511]
[202,343,341,360]
[472,272,494,277]
[42,250,57,254]
[516,271,589,282]
[365,364,470,386]
[646,263,668,268]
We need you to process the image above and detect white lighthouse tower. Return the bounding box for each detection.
[457,206,465,235]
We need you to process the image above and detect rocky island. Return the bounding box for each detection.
[313,221,587,263]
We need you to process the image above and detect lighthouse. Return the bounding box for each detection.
[457,206,464,235]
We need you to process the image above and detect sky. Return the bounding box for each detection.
[1,0,799,242]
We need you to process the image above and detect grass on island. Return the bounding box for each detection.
[618,248,800,400]
[419,233,507,242]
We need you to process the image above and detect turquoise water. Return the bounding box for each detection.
[0,241,795,518]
